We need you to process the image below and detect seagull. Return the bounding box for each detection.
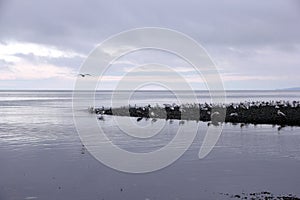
[179,107,186,113]
[230,112,238,117]
[137,117,143,122]
[97,115,104,121]
[150,111,155,117]
[277,110,287,118]
[210,111,220,123]
[78,73,92,77]
[211,111,220,119]
[240,104,247,109]
[278,125,285,132]
[151,118,157,123]
[211,111,220,117]
[207,121,219,126]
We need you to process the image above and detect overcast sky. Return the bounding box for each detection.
[0,0,299,90]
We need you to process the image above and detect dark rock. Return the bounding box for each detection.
[93,101,300,127]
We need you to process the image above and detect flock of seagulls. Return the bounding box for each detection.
[228,100,300,109]
[89,100,299,132]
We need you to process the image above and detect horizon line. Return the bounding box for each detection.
[0,89,299,92]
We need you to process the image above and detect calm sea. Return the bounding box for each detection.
[0,90,300,200]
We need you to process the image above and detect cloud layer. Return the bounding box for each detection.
[0,0,299,89]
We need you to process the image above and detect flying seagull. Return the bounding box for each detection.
[78,73,92,77]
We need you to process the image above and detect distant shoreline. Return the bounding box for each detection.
[277,87,300,91]
[1,89,300,92]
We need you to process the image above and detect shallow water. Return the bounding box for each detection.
[1,90,300,199]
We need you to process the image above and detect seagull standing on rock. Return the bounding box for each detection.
[277,110,287,119]
[211,111,220,121]
[210,111,221,125]
[211,111,220,118]
[230,112,239,117]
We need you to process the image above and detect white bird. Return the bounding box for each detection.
[207,121,219,126]
[150,111,155,117]
[277,110,287,118]
[240,104,247,109]
[211,111,220,123]
[211,111,220,118]
[179,107,186,112]
[230,112,238,117]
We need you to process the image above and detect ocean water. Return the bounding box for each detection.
[1,90,300,200]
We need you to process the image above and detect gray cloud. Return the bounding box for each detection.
[12,53,84,69]
[0,0,299,89]
[1,0,300,51]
